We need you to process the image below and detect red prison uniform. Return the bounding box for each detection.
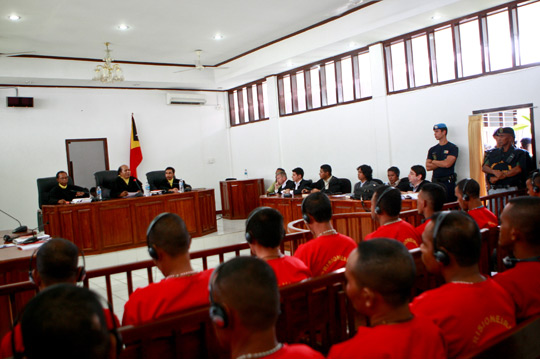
[293,233,356,277]
[410,279,515,358]
[122,269,213,326]
[365,220,421,250]
[266,255,311,287]
[467,206,498,229]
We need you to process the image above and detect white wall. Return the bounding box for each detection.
[0,88,231,230]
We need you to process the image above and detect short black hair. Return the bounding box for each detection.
[21,284,111,359]
[388,166,400,177]
[432,211,481,267]
[374,185,402,216]
[302,192,332,222]
[357,165,373,181]
[245,207,284,248]
[507,197,540,246]
[520,137,531,147]
[213,257,279,330]
[55,171,67,179]
[292,167,304,177]
[352,238,416,306]
[35,238,79,285]
[419,183,446,211]
[320,164,332,175]
[456,178,480,199]
[147,213,191,257]
[165,166,175,173]
[411,165,426,181]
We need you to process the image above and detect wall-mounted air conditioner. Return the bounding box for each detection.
[166,93,206,105]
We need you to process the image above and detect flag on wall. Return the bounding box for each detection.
[130,114,143,178]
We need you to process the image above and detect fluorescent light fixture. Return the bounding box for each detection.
[213,33,224,40]
[117,24,130,31]
[8,15,21,21]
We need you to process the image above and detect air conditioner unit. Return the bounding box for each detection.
[166,93,206,105]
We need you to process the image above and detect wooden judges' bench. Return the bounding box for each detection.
[260,193,417,232]
[42,189,217,255]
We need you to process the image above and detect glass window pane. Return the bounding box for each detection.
[459,19,482,77]
[411,34,430,87]
[283,75,292,114]
[242,89,249,121]
[341,56,354,102]
[252,85,259,120]
[434,26,456,82]
[518,1,540,65]
[390,42,408,91]
[325,61,337,105]
[296,71,306,112]
[262,82,268,118]
[310,67,321,108]
[487,10,512,71]
[233,91,240,124]
[358,52,371,98]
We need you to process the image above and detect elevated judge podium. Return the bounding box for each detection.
[220,178,265,219]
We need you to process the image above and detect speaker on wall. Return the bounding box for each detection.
[7,97,34,107]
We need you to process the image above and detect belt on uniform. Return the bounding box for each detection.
[433,174,456,183]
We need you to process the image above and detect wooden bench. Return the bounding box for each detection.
[462,314,540,359]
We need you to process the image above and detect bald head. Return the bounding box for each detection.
[505,197,540,246]
[35,238,79,285]
[147,213,191,257]
[211,256,279,331]
[349,238,415,306]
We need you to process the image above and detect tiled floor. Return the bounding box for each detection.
[86,216,248,321]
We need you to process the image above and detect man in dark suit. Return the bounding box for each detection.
[48,171,89,204]
[159,167,192,193]
[291,167,311,195]
[409,165,430,193]
[275,170,295,194]
[303,164,341,194]
[110,165,143,198]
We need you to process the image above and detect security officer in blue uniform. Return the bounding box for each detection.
[426,123,459,202]
[482,127,529,195]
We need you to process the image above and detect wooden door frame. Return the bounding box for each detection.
[65,138,110,181]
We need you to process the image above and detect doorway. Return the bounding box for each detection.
[66,138,110,190]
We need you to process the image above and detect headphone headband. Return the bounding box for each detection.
[208,262,229,328]
[28,241,87,285]
[374,186,395,215]
[146,212,171,260]
[432,211,451,266]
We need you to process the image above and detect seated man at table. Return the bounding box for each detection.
[267,167,285,194]
[303,164,341,194]
[327,238,446,359]
[291,167,310,195]
[110,164,142,198]
[245,207,311,286]
[48,170,89,204]
[455,178,498,229]
[416,183,446,236]
[209,256,324,359]
[294,192,356,276]
[122,212,213,326]
[275,170,295,194]
[495,197,540,321]
[159,166,192,193]
[18,285,120,359]
[408,165,430,193]
[353,164,380,200]
[387,166,411,192]
[365,186,421,250]
[410,211,515,358]
[1,238,119,358]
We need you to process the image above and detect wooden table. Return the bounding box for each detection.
[42,189,217,255]
[220,178,265,219]
[260,194,417,230]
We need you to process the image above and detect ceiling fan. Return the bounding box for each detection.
[0,51,36,57]
[174,50,228,73]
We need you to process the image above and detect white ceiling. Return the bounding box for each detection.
[0,0,511,90]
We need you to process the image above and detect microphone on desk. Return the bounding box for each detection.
[0,208,28,233]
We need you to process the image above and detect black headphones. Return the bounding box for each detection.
[462,179,471,201]
[11,290,122,359]
[432,211,451,266]
[301,198,311,224]
[146,212,171,260]
[532,172,540,193]
[502,255,540,269]
[28,245,87,285]
[374,187,394,215]
[245,207,285,244]
[208,262,228,328]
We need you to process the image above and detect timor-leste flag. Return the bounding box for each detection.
[129,115,143,179]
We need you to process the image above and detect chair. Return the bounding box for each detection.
[146,170,166,190]
[339,178,352,194]
[372,178,384,185]
[94,170,118,199]
[37,176,74,208]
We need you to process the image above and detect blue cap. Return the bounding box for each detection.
[433,123,447,131]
